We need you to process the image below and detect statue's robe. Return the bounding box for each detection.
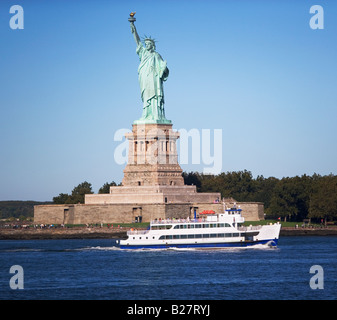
[136,43,169,121]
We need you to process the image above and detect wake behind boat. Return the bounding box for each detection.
[119,206,281,249]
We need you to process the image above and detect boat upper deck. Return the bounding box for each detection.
[150,209,243,226]
[127,209,245,236]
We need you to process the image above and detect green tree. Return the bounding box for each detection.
[183,170,259,202]
[207,170,256,201]
[0,201,49,219]
[53,193,70,204]
[98,181,117,194]
[69,181,93,203]
[254,176,279,209]
[268,175,312,221]
[182,171,202,191]
[53,181,93,204]
[309,174,337,224]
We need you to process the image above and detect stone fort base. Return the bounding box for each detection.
[34,200,264,225]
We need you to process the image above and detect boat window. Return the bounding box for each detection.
[195,224,202,229]
[152,225,172,230]
[217,223,224,227]
[225,223,231,227]
[187,224,194,229]
[210,224,217,228]
[203,224,209,228]
[174,225,180,229]
[154,232,241,241]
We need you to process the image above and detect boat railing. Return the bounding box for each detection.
[127,229,149,235]
[151,218,205,225]
[238,225,263,231]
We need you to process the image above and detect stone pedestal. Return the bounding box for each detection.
[85,185,220,205]
[122,123,184,186]
[34,118,264,224]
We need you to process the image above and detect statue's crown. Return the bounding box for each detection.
[142,35,156,44]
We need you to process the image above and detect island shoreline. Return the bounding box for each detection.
[1,226,337,240]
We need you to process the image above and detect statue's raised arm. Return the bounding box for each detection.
[129,12,140,46]
[130,22,141,46]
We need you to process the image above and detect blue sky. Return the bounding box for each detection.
[0,0,336,201]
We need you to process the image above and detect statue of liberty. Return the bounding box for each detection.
[129,13,171,124]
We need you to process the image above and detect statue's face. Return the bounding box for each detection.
[145,41,154,52]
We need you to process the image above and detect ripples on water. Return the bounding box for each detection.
[0,237,336,300]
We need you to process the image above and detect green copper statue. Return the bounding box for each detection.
[129,13,171,124]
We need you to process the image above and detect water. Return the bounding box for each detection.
[0,236,336,300]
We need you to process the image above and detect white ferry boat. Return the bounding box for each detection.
[119,206,281,249]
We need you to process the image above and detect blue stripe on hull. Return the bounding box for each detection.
[119,239,278,250]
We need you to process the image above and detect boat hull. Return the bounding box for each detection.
[119,238,278,250]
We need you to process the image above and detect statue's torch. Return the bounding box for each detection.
[128,12,136,24]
